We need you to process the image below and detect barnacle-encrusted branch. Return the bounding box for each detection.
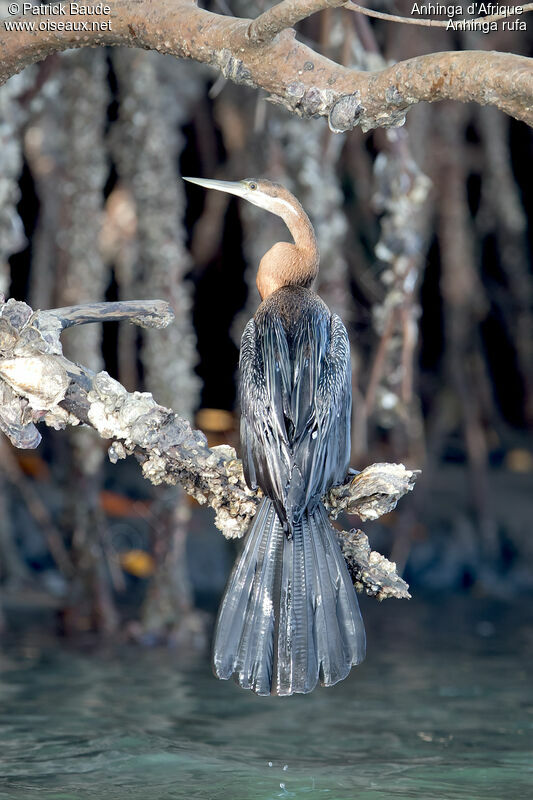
[0,0,531,130]
[338,528,411,600]
[327,462,420,521]
[0,297,415,598]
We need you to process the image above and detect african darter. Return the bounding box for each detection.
[184,177,366,696]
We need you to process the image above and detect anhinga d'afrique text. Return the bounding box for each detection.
[184,177,366,696]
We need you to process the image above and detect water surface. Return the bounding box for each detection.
[0,598,531,799]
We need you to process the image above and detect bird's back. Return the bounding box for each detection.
[240,286,352,529]
[217,287,364,695]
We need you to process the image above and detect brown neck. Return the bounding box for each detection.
[256,199,319,300]
[281,199,317,257]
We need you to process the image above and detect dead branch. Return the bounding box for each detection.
[327,462,420,520]
[0,296,417,599]
[338,528,411,600]
[48,300,176,331]
[0,0,531,130]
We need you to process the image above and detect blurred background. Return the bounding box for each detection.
[0,2,532,647]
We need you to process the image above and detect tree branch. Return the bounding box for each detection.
[248,0,347,44]
[338,529,411,600]
[1,0,531,130]
[0,297,415,599]
[47,300,176,330]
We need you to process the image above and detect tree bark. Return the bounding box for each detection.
[1,1,531,129]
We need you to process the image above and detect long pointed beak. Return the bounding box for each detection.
[182,176,248,200]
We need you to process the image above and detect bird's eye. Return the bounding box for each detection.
[249,182,257,190]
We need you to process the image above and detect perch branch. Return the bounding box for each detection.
[327,462,420,520]
[338,529,411,600]
[0,297,416,599]
[0,0,531,130]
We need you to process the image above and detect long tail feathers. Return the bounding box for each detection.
[213,499,366,696]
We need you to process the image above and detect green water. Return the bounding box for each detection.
[0,598,531,799]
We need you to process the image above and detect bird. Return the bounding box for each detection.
[184,176,366,696]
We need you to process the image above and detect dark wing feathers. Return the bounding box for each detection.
[289,313,351,515]
[240,308,351,528]
[239,319,291,522]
